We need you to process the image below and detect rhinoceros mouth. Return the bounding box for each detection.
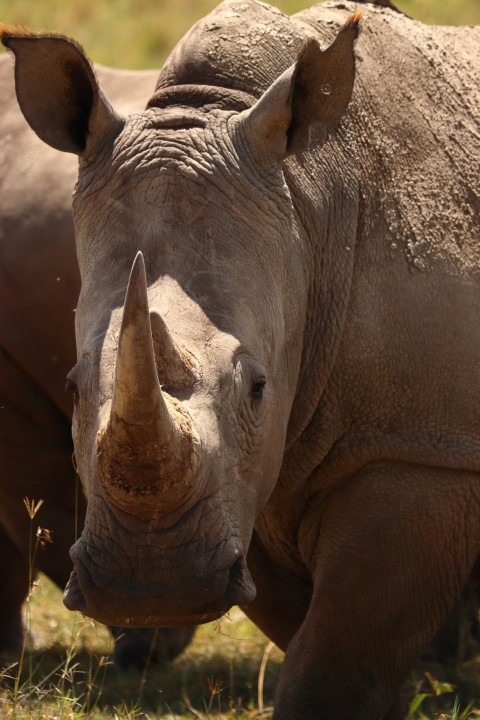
[63,567,226,627]
[63,539,256,627]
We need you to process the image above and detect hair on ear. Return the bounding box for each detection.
[343,11,363,35]
[0,23,86,53]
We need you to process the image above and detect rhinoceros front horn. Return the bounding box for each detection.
[97,252,199,512]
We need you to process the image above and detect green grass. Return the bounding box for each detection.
[1,573,479,719]
[0,574,283,719]
[0,0,478,67]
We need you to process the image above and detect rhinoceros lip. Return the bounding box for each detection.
[63,540,256,625]
[64,571,224,627]
[63,564,239,627]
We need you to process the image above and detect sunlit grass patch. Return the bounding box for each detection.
[1,574,283,719]
[2,571,479,718]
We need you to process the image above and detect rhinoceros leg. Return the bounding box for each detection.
[0,524,30,654]
[423,579,480,663]
[243,530,313,649]
[260,462,480,720]
[0,349,75,655]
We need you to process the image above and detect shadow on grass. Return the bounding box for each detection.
[1,640,283,717]
[2,645,480,718]
[2,611,480,718]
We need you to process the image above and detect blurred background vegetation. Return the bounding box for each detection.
[0,0,479,68]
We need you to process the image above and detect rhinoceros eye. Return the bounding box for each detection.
[234,353,266,407]
[65,378,79,405]
[251,379,266,400]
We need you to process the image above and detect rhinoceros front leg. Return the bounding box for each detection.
[271,461,480,720]
[0,523,31,655]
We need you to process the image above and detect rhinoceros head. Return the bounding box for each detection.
[0,3,359,626]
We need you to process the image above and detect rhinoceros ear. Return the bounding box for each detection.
[0,25,123,158]
[239,12,361,161]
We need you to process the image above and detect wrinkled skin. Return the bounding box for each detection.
[0,53,194,667]
[2,0,480,717]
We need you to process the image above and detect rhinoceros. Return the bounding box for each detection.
[0,52,194,667]
[2,0,479,716]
